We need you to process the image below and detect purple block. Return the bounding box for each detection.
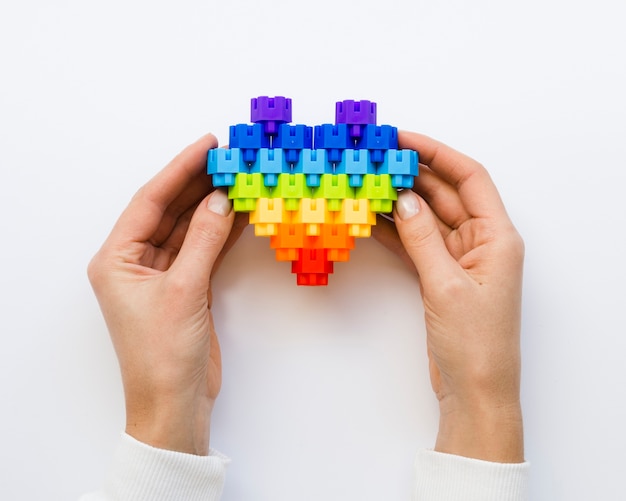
[335,100,377,139]
[251,96,292,135]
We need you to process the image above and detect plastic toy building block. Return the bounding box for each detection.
[335,100,377,139]
[207,96,420,285]
[379,149,419,188]
[249,197,290,236]
[314,174,355,212]
[334,149,376,188]
[271,223,304,261]
[309,224,355,262]
[275,124,313,164]
[229,124,270,163]
[273,173,312,211]
[314,124,351,162]
[207,148,248,187]
[250,148,289,187]
[292,247,334,287]
[292,248,334,274]
[292,198,332,236]
[356,125,399,163]
[251,96,292,135]
[335,199,377,237]
[228,173,271,212]
[355,174,397,213]
[293,149,332,188]
[297,273,329,286]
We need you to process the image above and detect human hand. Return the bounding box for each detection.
[88,134,247,455]
[373,132,525,463]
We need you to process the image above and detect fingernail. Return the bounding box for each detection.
[207,190,232,216]
[396,190,420,220]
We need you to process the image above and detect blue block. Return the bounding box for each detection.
[335,149,375,188]
[229,123,270,163]
[380,149,419,188]
[207,148,248,187]
[356,125,398,163]
[275,124,313,164]
[314,124,353,162]
[293,148,333,187]
[251,148,290,187]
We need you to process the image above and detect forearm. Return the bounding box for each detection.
[124,389,214,456]
[435,400,524,463]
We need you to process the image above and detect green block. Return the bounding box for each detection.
[327,199,343,212]
[228,173,270,213]
[284,198,300,211]
[233,198,258,212]
[314,174,355,201]
[274,173,312,200]
[229,173,271,199]
[369,199,394,213]
[356,174,397,202]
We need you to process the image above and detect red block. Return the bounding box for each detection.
[291,248,334,274]
[296,273,329,286]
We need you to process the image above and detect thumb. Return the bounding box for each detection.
[394,190,458,287]
[169,189,235,289]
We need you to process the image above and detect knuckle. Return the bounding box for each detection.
[500,227,525,263]
[436,274,471,301]
[196,221,228,248]
[86,254,104,287]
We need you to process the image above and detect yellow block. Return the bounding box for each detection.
[334,199,376,237]
[250,198,290,236]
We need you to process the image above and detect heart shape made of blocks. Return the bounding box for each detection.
[207,96,419,286]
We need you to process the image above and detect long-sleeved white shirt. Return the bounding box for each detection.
[81,433,529,500]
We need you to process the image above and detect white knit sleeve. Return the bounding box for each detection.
[413,449,529,501]
[79,433,229,501]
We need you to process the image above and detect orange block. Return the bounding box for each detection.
[302,223,354,261]
[321,223,355,250]
[327,249,351,262]
[270,223,305,250]
[275,248,299,261]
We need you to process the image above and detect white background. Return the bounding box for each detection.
[1,1,625,499]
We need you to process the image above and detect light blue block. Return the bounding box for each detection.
[293,148,333,187]
[335,149,376,187]
[207,148,248,187]
[380,149,419,188]
[251,148,290,187]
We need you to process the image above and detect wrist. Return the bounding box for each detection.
[124,390,215,455]
[435,396,524,463]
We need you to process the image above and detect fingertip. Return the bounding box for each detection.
[395,190,421,220]
[206,189,232,217]
[194,132,219,151]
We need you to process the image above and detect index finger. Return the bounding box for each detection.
[110,133,218,244]
[398,131,508,219]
